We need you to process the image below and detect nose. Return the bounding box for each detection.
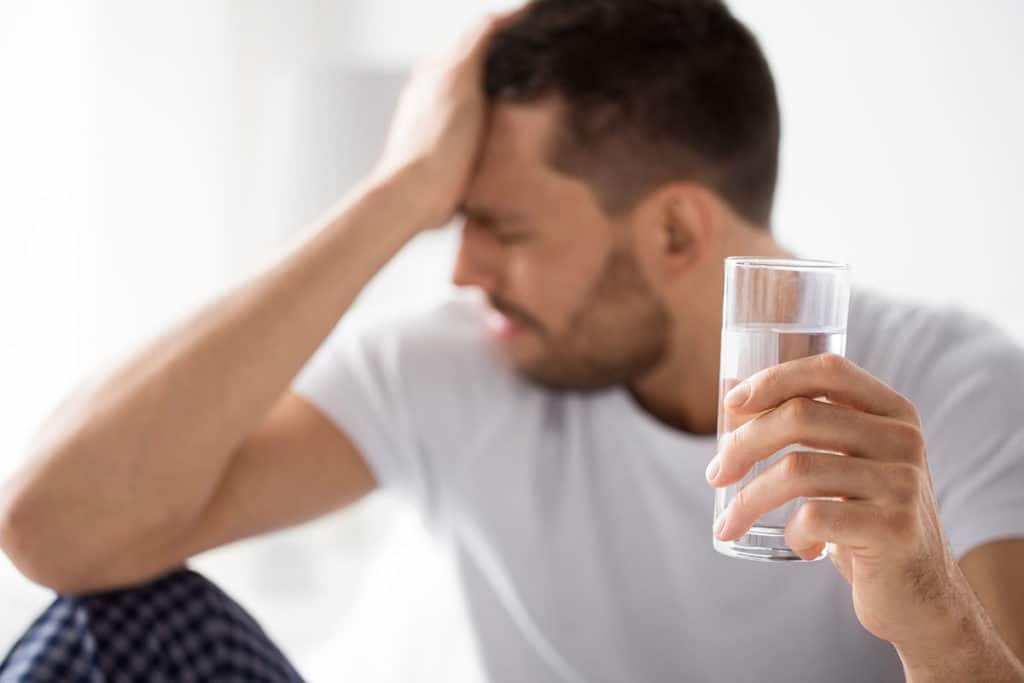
[451,223,501,294]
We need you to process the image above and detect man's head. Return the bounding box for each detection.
[453,0,780,390]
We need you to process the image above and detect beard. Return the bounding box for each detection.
[491,247,672,391]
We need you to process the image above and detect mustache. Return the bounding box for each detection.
[488,295,544,333]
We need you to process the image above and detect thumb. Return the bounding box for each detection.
[829,543,854,584]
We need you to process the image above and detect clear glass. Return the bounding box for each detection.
[713,257,851,562]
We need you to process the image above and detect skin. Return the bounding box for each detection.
[0,16,511,593]
[454,97,788,431]
[448,19,1024,683]
[707,359,1024,680]
[1,10,1021,682]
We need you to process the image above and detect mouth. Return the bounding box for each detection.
[485,308,529,339]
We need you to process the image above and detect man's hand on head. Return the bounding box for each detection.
[706,353,1024,681]
[372,10,522,232]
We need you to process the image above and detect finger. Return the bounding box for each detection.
[784,499,898,559]
[453,7,526,65]
[714,451,883,542]
[723,353,918,421]
[711,398,921,486]
[718,376,758,433]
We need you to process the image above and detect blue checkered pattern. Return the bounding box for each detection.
[0,567,306,682]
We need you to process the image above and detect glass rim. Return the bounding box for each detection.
[724,256,849,271]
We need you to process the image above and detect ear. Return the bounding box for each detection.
[632,183,719,280]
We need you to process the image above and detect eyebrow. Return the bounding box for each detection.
[458,203,524,228]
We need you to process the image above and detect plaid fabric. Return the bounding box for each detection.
[0,568,306,682]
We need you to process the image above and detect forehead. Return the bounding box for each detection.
[464,100,595,221]
[482,100,559,168]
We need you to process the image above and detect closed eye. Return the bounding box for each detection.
[495,231,531,246]
[458,203,528,237]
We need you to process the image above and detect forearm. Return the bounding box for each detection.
[0,172,427,587]
[898,593,1024,682]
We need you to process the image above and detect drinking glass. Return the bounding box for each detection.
[713,257,850,562]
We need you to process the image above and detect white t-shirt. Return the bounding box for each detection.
[292,286,1024,683]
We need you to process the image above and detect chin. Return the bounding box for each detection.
[508,340,670,392]
[495,330,544,368]
[493,325,668,392]
[511,354,642,392]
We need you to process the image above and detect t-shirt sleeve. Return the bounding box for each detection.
[288,297,509,527]
[910,314,1024,559]
[290,316,437,516]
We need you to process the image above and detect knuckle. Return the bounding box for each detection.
[782,450,816,480]
[758,365,783,392]
[780,396,815,423]
[797,500,827,531]
[783,524,803,551]
[884,463,922,504]
[891,420,925,455]
[896,391,921,422]
[817,352,847,375]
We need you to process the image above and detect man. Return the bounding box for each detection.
[2,1,1023,681]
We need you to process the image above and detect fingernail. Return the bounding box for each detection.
[714,510,729,539]
[724,381,750,408]
[705,455,720,484]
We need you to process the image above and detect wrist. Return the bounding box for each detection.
[896,593,1022,682]
[364,160,455,234]
[896,610,981,681]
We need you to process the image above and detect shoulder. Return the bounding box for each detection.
[849,287,1024,478]
[848,286,1024,403]
[344,291,537,413]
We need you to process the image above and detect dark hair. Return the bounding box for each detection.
[485,0,780,227]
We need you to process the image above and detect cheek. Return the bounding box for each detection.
[506,248,591,329]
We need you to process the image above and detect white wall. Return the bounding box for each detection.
[1,2,1022,681]
[732,0,1024,340]
[329,0,1024,341]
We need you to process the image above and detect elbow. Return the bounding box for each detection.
[1,494,187,596]
[0,499,49,589]
[1,498,61,592]
[0,494,98,595]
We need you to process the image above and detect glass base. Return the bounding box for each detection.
[713,525,828,563]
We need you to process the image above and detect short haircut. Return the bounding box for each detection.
[485,0,780,227]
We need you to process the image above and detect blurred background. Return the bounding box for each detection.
[1,1,1022,680]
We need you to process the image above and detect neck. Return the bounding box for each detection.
[628,228,792,436]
